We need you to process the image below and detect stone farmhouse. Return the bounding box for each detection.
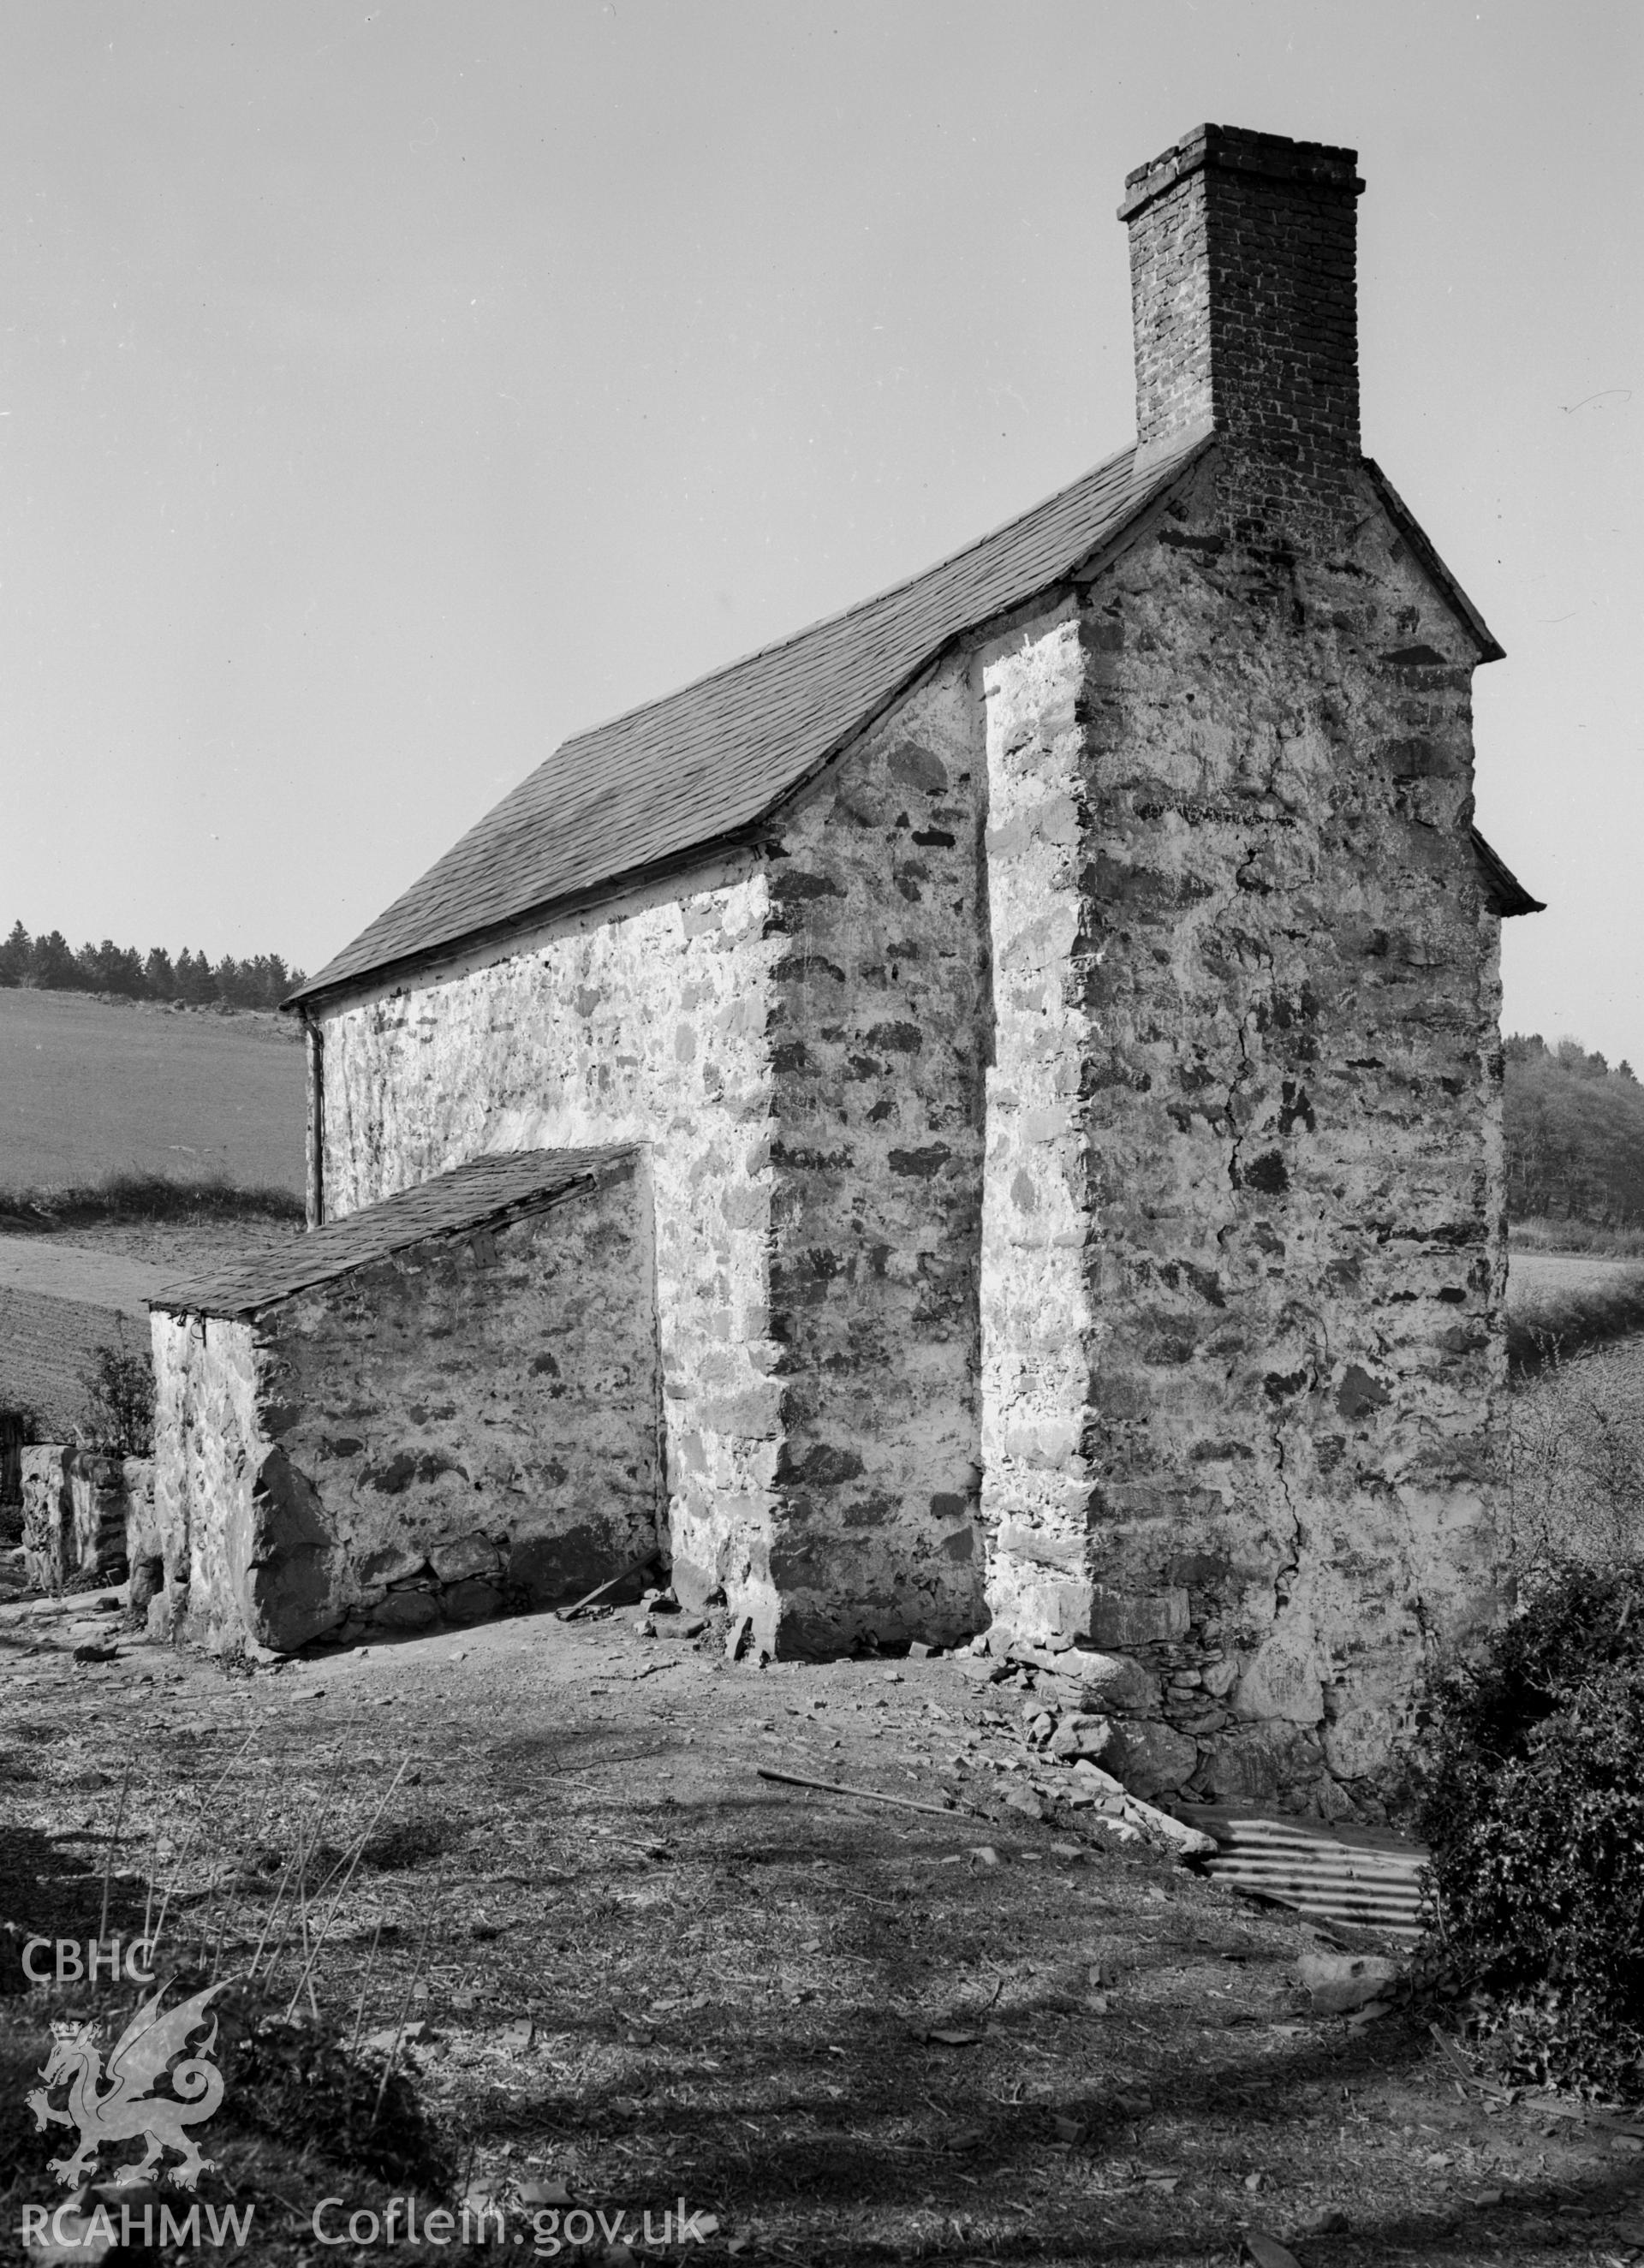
[154,125,1540,1813]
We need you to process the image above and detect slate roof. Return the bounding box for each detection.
[149,1147,634,1321]
[290,433,1212,1005]
[290,429,1516,1008]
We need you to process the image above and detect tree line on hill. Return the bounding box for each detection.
[1505,1034,1644,1227]
[0,921,306,1012]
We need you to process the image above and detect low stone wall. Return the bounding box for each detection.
[21,1447,153,1591]
[151,1152,662,1653]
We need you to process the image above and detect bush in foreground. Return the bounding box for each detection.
[1415,1560,1644,2099]
[1503,1340,1644,1574]
[77,1344,156,1460]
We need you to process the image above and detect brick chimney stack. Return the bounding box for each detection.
[1120,125,1365,467]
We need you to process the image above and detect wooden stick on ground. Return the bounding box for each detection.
[756,1765,980,1823]
[151,1729,258,1962]
[283,1758,410,2021]
[98,1758,135,1944]
[348,1914,385,2064]
[369,1859,445,2131]
[555,1551,658,1622]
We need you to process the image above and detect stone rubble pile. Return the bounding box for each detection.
[948,1640,1216,1859]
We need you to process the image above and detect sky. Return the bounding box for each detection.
[0,1,1638,1062]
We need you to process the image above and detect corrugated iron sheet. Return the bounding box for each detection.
[1180,1806,1432,1942]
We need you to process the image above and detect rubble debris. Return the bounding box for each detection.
[1297,1948,1403,2015]
[1242,2235,1302,2268]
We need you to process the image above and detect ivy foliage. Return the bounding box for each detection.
[1415,1560,1644,2100]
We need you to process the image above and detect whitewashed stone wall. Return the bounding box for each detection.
[21,1445,143,1589]
[316,664,996,1658]
[152,1308,263,1641]
[319,866,785,1635]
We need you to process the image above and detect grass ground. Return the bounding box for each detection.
[1502,1333,1644,1573]
[0,1289,152,1442]
[3,1599,1642,2266]
[1511,1220,1644,1262]
[1505,1251,1644,1375]
[0,989,304,1197]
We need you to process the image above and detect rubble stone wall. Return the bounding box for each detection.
[980,448,1504,1817]
[151,1307,260,1640]
[761,659,991,1652]
[316,666,999,1658]
[21,1444,74,1589]
[21,1444,145,1590]
[150,1156,659,1652]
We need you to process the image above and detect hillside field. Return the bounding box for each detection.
[0,987,306,1197]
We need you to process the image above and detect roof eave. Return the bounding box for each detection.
[1362,458,1505,664]
[1470,824,1545,918]
[283,819,775,1015]
[288,434,1216,1016]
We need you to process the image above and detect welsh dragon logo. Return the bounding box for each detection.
[27,1980,227,2190]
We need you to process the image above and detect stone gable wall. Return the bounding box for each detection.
[980,449,1504,1818]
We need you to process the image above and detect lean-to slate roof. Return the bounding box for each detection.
[149,1147,634,1321]
[291,434,1210,1005]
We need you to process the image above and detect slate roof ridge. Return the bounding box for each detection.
[554,437,1146,755]
[289,432,1507,1011]
[149,1146,635,1320]
[289,432,1212,1009]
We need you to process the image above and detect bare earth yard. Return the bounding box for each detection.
[3,1194,1642,2257]
[3,1598,1642,2266]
